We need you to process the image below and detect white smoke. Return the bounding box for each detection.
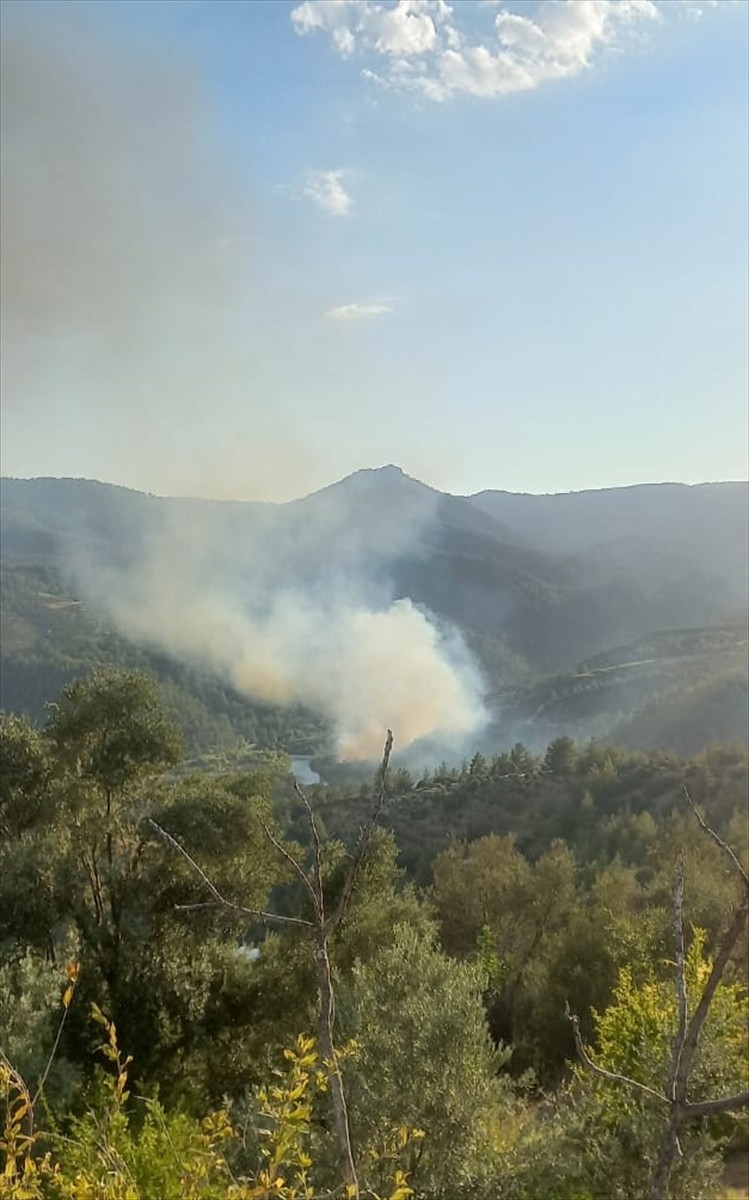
[106,583,485,760]
[67,479,488,760]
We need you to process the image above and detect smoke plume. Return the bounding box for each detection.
[1,5,487,756]
[68,476,487,760]
[108,584,484,761]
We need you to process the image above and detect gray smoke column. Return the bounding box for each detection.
[69,476,488,760]
[105,583,486,760]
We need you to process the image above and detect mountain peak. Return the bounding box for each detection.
[347,463,407,482]
[295,464,434,505]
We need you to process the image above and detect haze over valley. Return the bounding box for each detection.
[2,468,746,769]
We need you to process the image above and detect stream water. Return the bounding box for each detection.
[290,756,321,785]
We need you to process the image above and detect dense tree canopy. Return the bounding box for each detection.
[0,669,746,1198]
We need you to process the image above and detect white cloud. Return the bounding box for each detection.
[289,0,698,102]
[291,1,452,63]
[373,1,441,55]
[303,168,352,216]
[290,0,360,56]
[326,301,393,320]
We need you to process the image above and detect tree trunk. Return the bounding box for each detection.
[649,1109,681,1200]
[314,931,358,1197]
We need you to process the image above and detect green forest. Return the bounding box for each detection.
[1,669,747,1199]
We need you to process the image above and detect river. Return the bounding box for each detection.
[290,756,321,785]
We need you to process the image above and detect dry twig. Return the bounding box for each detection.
[148,820,313,930]
[150,729,395,1200]
[567,789,749,1200]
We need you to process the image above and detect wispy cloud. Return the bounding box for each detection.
[304,168,353,216]
[326,301,393,320]
[289,0,708,102]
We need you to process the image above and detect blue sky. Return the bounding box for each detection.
[1,0,747,500]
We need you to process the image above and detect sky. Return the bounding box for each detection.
[1,0,747,502]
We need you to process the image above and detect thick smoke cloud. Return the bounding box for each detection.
[69,477,488,760]
[104,583,485,760]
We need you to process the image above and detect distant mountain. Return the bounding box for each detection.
[469,482,749,596]
[1,470,747,757]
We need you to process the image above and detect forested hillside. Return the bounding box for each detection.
[0,561,329,759]
[1,471,747,760]
[1,670,747,1198]
[2,482,745,1197]
[309,738,749,883]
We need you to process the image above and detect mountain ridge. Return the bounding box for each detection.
[3,467,747,504]
[1,471,746,759]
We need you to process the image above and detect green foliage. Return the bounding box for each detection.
[0,714,50,837]
[0,671,299,1112]
[543,736,577,777]
[0,952,80,1114]
[541,931,749,1200]
[1,667,747,1200]
[46,669,182,797]
[0,1011,419,1200]
[328,832,433,975]
[318,740,748,885]
[594,928,748,1101]
[340,924,503,1198]
[433,836,591,1076]
[489,926,749,1200]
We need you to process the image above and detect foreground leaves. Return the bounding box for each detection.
[0,1014,418,1200]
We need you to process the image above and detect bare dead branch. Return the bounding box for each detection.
[31,966,80,1122]
[570,794,749,1200]
[650,884,749,1200]
[152,726,397,1200]
[683,786,749,889]
[675,891,749,1099]
[649,1118,681,1200]
[565,1003,669,1107]
[148,819,313,930]
[258,817,321,919]
[327,729,393,935]
[683,1091,749,1120]
[149,819,223,902]
[667,852,688,1103]
[294,779,325,913]
[174,900,312,929]
[151,807,356,1193]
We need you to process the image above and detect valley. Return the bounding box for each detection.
[1,469,746,767]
